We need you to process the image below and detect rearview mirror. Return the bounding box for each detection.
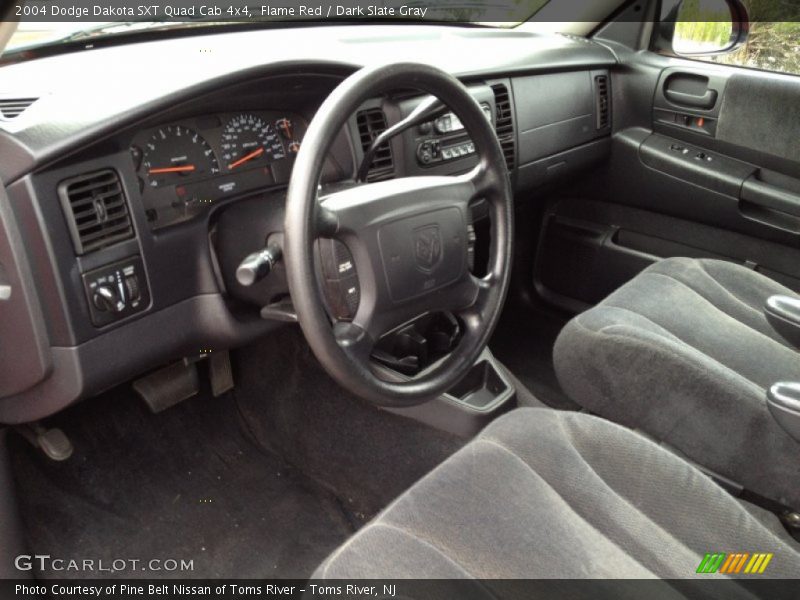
[672,0,747,56]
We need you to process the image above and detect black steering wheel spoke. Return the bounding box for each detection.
[333,320,376,363]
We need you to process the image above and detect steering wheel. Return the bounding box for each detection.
[284,63,513,407]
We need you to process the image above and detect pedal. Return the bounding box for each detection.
[209,350,234,397]
[18,424,73,461]
[133,360,199,413]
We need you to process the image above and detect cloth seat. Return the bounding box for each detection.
[314,408,799,587]
[553,257,800,508]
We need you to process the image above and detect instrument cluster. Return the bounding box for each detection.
[129,111,306,229]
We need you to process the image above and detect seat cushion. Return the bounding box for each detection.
[315,408,800,583]
[554,257,800,507]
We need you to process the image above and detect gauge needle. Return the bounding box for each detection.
[148,165,196,174]
[228,147,264,170]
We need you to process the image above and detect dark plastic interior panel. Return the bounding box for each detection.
[639,132,755,197]
[382,348,515,438]
[609,129,800,246]
[535,212,656,310]
[535,197,800,313]
[739,169,800,235]
[512,71,598,165]
[516,138,610,191]
[0,185,51,398]
[0,294,276,424]
[17,148,225,347]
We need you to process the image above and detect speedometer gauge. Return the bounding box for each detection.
[143,125,219,188]
[221,114,286,171]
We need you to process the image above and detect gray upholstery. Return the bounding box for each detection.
[554,257,800,508]
[315,408,800,583]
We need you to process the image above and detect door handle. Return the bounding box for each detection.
[664,88,718,110]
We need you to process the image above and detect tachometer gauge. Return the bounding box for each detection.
[143,125,219,188]
[221,114,286,170]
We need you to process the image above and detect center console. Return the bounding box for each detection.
[372,311,517,437]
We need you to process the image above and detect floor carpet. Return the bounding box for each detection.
[9,376,354,579]
[490,302,580,410]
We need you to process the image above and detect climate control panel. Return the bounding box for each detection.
[82,256,150,327]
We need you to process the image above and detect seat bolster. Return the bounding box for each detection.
[316,409,800,582]
[646,258,794,342]
[314,523,475,579]
[554,310,800,508]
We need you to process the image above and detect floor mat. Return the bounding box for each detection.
[9,378,354,579]
[233,325,465,522]
[490,303,580,410]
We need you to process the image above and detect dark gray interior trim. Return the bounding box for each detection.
[0,294,276,424]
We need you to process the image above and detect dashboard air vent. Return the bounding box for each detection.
[0,97,38,120]
[490,84,515,172]
[58,169,134,255]
[356,108,395,182]
[595,75,610,129]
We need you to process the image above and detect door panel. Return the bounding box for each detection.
[534,49,800,312]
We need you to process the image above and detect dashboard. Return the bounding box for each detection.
[0,25,616,423]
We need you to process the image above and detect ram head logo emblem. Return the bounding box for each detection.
[413,225,443,272]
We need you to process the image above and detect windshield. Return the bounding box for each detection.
[6,1,552,54]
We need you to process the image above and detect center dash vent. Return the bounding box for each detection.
[58,169,134,255]
[356,108,395,182]
[491,84,515,172]
[595,74,611,130]
[0,97,38,120]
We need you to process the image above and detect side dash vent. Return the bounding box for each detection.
[356,108,395,182]
[491,84,516,172]
[0,97,38,120]
[595,74,611,130]
[58,169,134,255]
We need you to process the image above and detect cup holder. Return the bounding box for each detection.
[448,360,508,409]
[372,312,461,376]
